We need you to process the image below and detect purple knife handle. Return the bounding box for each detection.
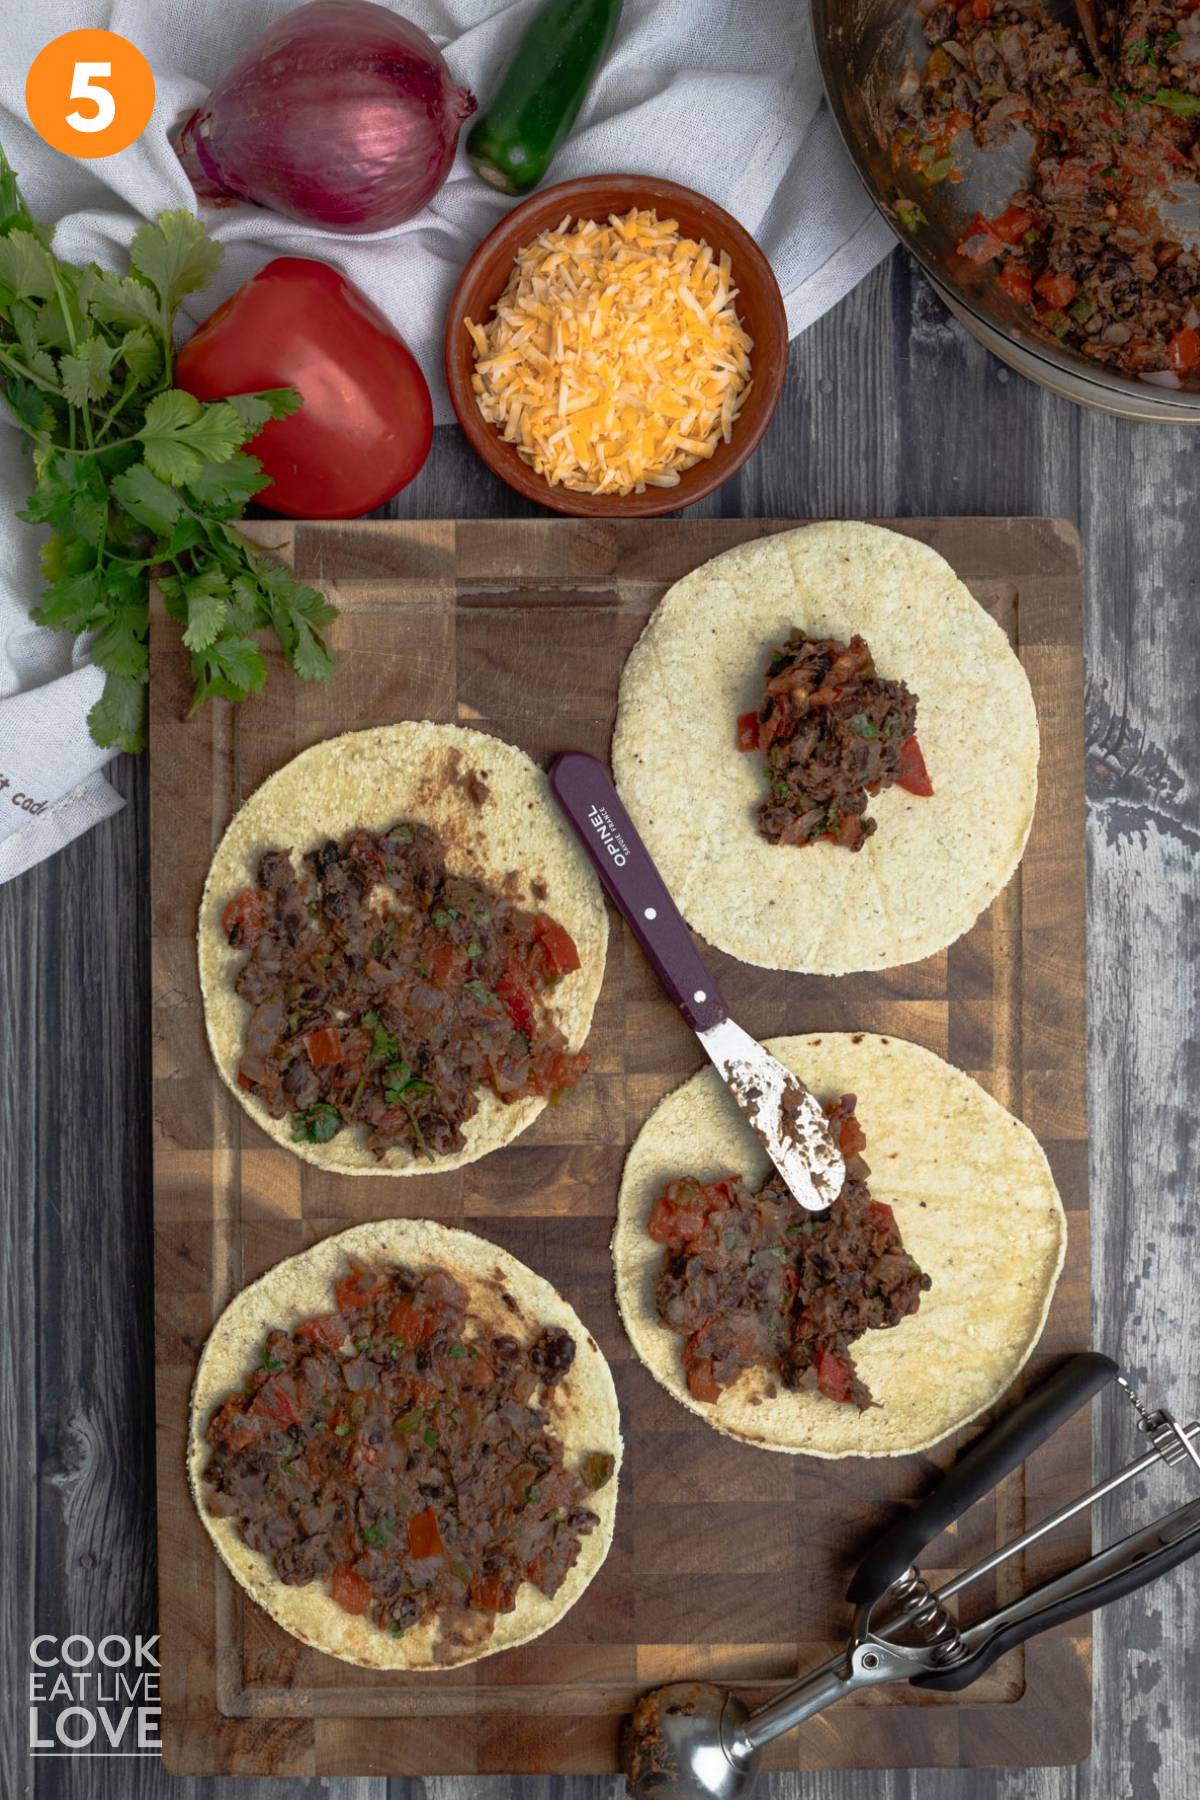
[550,752,727,1033]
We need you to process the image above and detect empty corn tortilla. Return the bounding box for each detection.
[612,523,1038,974]
[613,1033,1066,1457]
[199,722,607,1174]
[188,1218,623,1669]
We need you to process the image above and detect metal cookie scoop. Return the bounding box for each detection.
[550,752,844,1212]
[622,1355,1200,1800]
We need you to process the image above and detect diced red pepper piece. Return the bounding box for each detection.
[1034,270,1077,309]
[251,1375,301,1428]
[388,1299,437,1348]
[469,1573,513,1613]
[998,263,1034,306]
[496,965,536,1038]
[1168,325,1200,374]
[737,710,760,752]
[222,887,269,948]
[304,1026,342,1068]
[330,1566,373,1615]
[335,1263,387,1311]
[408,1507,445,1560]
[957,215,1005,264]
[295,1312,347,1349]
[533,913,581,977]
[815,1348,855,1405]
[990,205,1036,245]
[896,735,934,797]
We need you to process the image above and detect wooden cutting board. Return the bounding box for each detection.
[150,516,1089,1778]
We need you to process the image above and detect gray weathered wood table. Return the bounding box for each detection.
[2,254,1197,1800]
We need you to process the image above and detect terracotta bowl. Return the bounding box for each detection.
[444,175,788,517]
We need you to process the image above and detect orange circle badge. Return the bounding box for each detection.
[25,29,155,159]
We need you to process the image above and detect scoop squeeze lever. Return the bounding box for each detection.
[549,751,844,1213]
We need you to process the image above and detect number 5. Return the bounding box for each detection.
[66,61,116,133]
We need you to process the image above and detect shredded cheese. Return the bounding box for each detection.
[465,208,754,497]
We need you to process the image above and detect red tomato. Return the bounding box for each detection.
[957,215,1005,264]
[1168,325,1200,374]
[222,887,269,947]
[990,205,1036,245]
[175,257,433,519]
[496,965,536,1038]
[330,1566,373,1615]
[295,1313,347,1349]
[470,1574,513,1613]
[408,1507,445,1560]
[428,939,461,988]
[387,1300,437,1348]
[896,735,934,797]
[304,1026,342,1068]
[867,1201,895,1231]
[815,1348,854,1405]
[838,1111,868,1159]
[335,1264,387,1311]
[737,710,760,752]
[998,263,1034,306]
[251,1376,301,1427]
[1034,270,1077,309]
[533,914,581,978]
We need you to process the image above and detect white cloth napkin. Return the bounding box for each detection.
[0,0,894,883]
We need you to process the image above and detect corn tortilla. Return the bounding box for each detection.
[199,723,607,1174]
[188,1218,623,1669]
[613,1033,1066,1457]
[612,523,1038,974]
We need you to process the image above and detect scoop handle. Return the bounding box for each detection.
[847,1354,1119,1604]
[549,752,727,1033]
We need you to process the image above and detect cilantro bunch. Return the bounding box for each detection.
[0,146,335,753]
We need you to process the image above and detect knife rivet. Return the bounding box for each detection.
[644,907,657,920]
[694,990,707,1003]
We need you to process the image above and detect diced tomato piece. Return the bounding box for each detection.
[408,1507,444,1560]
[896,735,934,797]
[469,1573,513,1613]
[222,887,269,948]
[1034,270,1077,308]
[496,965,536,1038]
[335,1263,387,1311]
[330,1566,373,1615]
[533,913,582,978]
[387,1300,437,1348]
[408,1375,440,1406]
[295,1312,346,1349]
[998,263,1034,306]
[868,1201,895,1231]
[1168,325,1200,374]
[647,1181,710,1245]
[823,810,865,851]
[251,1375,301,1428]
[737,710,760,752]
[838,1112,869,1159]
[525,1555,548,1589]
[470,1355,494,1390]
[815,1348,855,1405]
[957,215,1005,264]
[685,1356,722,1405]
[990,205,1036,245]
[304,1026,342,1068]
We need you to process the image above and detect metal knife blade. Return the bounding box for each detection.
[697,1016,844,1212]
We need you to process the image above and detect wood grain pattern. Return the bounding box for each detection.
[149,516,1089,1778]
[4,251,1199,1800]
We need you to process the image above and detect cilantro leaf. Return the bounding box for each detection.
[86,270,162,332]
[225,388,302,433]
[291,618,334,682]
[186,451,271,516]
[91,609,148,680]
[116,327,159,384]
[0,229,57,300]
[111,461,181,534]
[181,570,229,652]
[137,390,245,484]
[1150,87,1200,116]
[59,337,115,407]
[87,671,147,754]
[130,211,224,311]
[32,568,104,632]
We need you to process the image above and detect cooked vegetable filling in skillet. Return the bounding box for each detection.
[201,1261,615,1641]
[222,819,588,1159]
[737,631,932,851]
[648,1096,932,1411]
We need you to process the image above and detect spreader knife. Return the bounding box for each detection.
[550,752,844,1212]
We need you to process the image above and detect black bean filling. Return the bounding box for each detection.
[648,1097,932,1411]
[202,1262,615,1643]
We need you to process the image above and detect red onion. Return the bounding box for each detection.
[175,0,476,233]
